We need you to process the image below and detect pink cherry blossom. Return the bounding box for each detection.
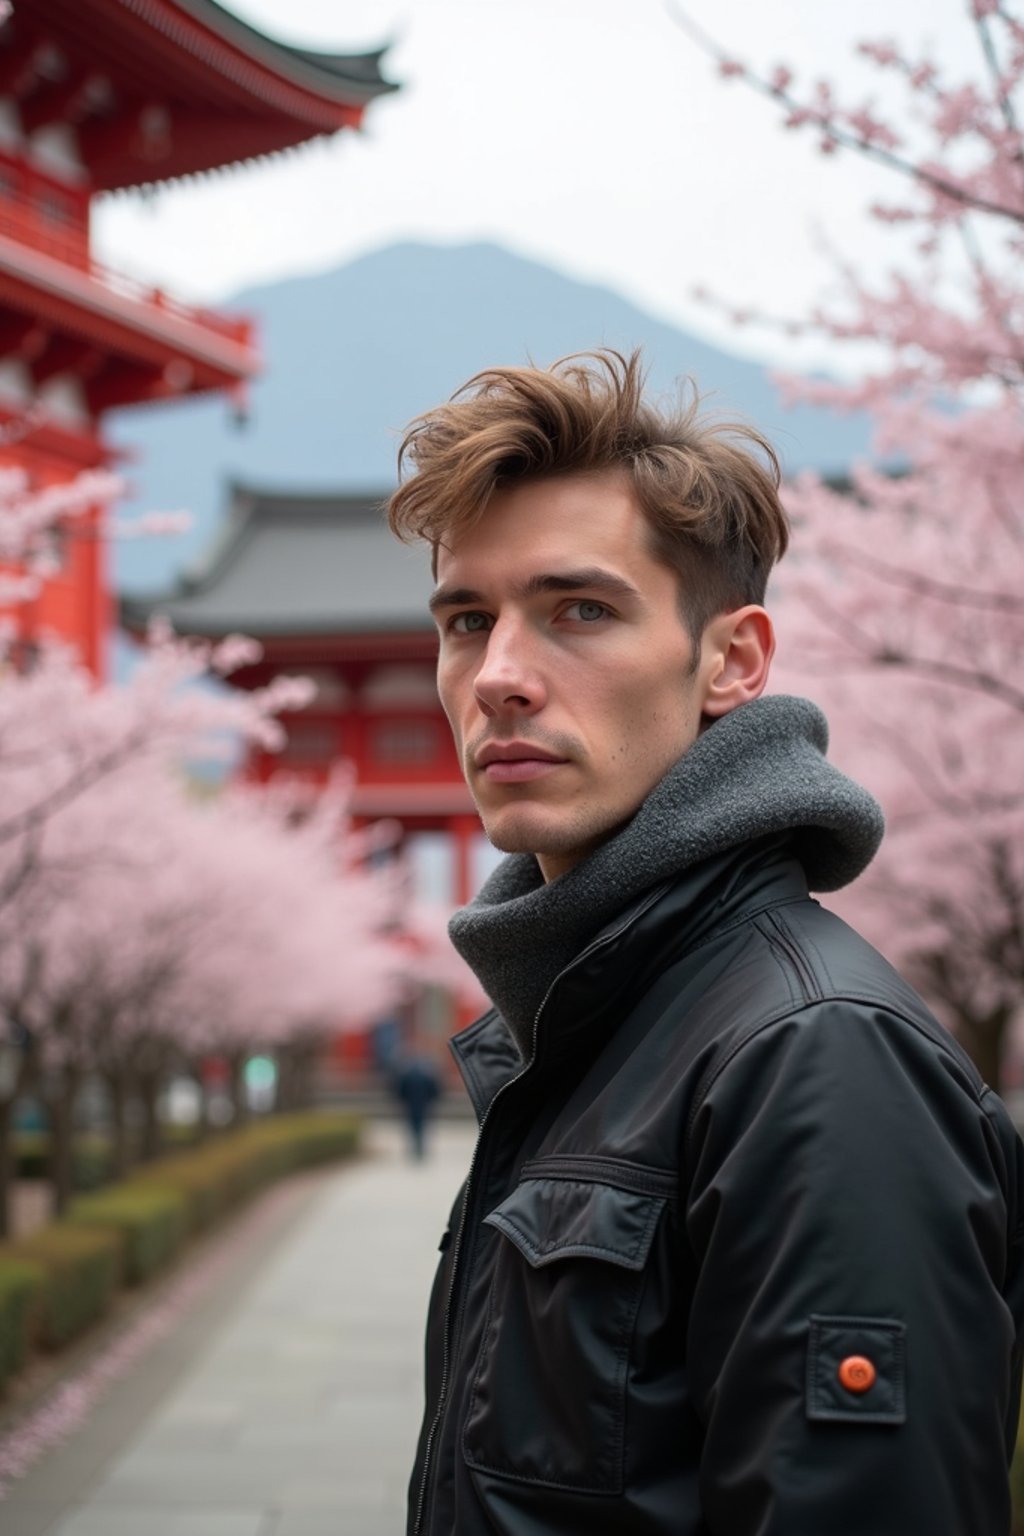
[674,4,1024,1087]
[0,475,461,1232]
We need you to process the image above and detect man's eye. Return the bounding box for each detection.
[566,600,609,622]
[450,611,492,634]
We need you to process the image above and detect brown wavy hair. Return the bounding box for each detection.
[387,349,789,642]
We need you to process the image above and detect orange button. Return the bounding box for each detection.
[837,1355,877,1394]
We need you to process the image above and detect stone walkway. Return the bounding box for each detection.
[0,1119,475,1536]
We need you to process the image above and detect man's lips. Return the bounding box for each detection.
[474,743,570,783]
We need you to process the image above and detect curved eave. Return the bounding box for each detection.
[117,484,433,647]
[119,598,433,640]
[117,0,398,110]
[95,123,350,196]
[20,0,399,192]
[167,0,400,103]
[282,45,397,96]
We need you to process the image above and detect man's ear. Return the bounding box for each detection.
[700,606,775,719]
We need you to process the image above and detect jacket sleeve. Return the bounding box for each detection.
[684,1000,1024,1536]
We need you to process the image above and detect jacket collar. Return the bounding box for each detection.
[448,696,883,1058]
[451,837,809,1122]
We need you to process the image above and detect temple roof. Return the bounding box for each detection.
[6,0,398,190]
[120,484,434,639]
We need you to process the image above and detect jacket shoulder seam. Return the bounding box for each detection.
[678,891,815,964]
[756,918,803,1010]
[756,910,823,1005]
[774,905,836,995]
[686,994,986,1146]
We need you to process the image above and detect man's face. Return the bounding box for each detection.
[431,470,721,881]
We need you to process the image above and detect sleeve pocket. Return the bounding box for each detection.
[806,1314,907,1426]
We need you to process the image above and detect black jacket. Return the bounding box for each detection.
[409,840,1024,1535]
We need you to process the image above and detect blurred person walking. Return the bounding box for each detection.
[391,1049,442,1161]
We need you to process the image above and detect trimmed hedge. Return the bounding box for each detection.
[12,1132,48,1180]
[126,1135,287,1235]
[239,1112,362,1172]
[68,1187,189,1286]
[128,1154,230,1234]
[0,1261,44,1382]
[14,1132,113,1191]
[127,1113,363,1236]
[0,1112,362,1394]
[0,1225,120,1353]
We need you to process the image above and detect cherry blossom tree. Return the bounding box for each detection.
[0,467,475,1230]
[0,746,410,1221]
[0,470,414,1226]
[673,2,1024,1087]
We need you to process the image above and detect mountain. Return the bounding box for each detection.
[110,240,870,595]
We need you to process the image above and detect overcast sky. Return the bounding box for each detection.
[93,0,969,371]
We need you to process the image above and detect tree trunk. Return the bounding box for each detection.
[0,1096,14,1240]
[190,1060,210,1144]
[46,1071,80,1217]
[137,1070,163,1161]
[105,1065,132,1179]
[295,1042,318,1111]
[0,1047,37,1238]
[276,1047,298,1112]
[959,1007,1008,1097]
[227,1052,249,1127]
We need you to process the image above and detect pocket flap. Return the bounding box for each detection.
[806,1314,907,1425]
[484,1177,665,1271]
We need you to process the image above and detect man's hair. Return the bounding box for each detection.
[388,349,789,643]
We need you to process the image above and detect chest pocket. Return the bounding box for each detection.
[462,1167,669,1495]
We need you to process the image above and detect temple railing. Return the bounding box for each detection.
[0,190,253,348]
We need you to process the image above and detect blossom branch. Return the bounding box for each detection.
[666,2,1024,225]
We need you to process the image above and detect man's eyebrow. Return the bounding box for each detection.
[428,568,642,613]
[521,569,642,602]
[428,584,484,614]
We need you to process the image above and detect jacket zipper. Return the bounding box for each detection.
[412,884,669,1536]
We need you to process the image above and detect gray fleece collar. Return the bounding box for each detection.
[448,694,884,1053]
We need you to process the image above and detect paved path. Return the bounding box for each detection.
[0,1119,475,1536]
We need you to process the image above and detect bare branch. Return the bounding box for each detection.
[817,540,1024,613]
[954,217,1024,365]
[795,584,1024,711]
[861,714,1024,816]
[872,651,1024,712]
[0,823,41,916]
[974,8,1023,151]
[0,722,150,849]
[666,2,1024,226]
[985,472,1024,540]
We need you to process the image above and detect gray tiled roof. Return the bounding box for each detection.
[120,486,434,638]
[174,0,398,104]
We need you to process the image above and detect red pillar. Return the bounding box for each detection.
[450,813,484,1034]
[81,501,110,680]
[451,813,480,907]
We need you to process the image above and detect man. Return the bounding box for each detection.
[388,351,1024,1535]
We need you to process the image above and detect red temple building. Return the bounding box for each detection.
[0,0,395,676]
[122,484,484,899]
[121,486,491,1066]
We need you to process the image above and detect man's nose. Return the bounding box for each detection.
[472,617,546,717]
